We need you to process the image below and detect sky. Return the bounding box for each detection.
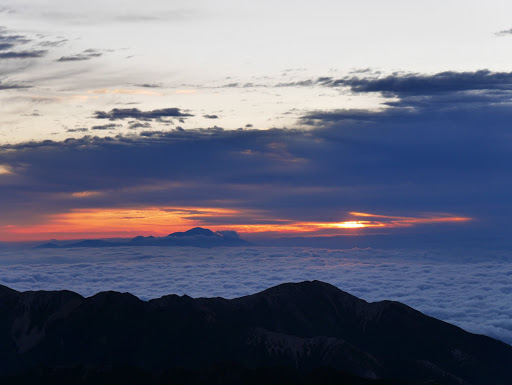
[1,1,512,243]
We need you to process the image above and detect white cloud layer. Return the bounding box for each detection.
[1,246,512,345]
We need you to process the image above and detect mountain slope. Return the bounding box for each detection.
[0,281,510,384]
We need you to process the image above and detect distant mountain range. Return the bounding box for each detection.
[36,227,250,249]
[0,281,511,384]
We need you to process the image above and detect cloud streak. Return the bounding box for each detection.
[0,81,30,90]
[315,70,512,95]
[495,28,512,36]
[93,108,193,121]
[91,123,122,130]
[57,49,103,62]
[0,49,47,59]
[0,27,48,59]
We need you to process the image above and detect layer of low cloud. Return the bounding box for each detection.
[1,246,511,345]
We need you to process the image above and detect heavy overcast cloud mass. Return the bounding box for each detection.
[1,79,511,242]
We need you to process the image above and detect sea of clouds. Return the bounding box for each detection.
[1,246,512,345]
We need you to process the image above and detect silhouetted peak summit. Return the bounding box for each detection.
[236,280,363,307]
[167,227,218,237]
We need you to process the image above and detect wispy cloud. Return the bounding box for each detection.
[495,28,512,36]
[0,81,30,90]
[56,49,103,62]
[91,123,122,130]
[0,27,47,60]
[93,107,193,121]
[0,49,47,58]
[89,89,162,96]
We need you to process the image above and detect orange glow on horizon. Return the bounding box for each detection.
[0,208,472,242]
[3,207,241,241]
[0,165,12,175]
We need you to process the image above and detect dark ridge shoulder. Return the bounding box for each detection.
[0,281,510,385]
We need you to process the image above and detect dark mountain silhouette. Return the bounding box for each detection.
[0,281,511,385]
[35,242,60,249]
[35,227,249,249]
[168,227,218,237]
[66,239,116,248]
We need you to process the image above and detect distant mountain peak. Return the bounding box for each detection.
[167,227,218,237]
[36,228,248,249]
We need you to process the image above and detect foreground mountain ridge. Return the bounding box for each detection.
[0,281,511,384]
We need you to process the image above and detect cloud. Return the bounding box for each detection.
[0,82,30,90]
[136,83,162,88]
[93,107,193,121]
[495,28,512,36]
[0,7,14,14]
[57,49,103,62]
[91,123,121,130]
[66,128,88,133]
[220,70,512,99]
[1,246,512,345]
[0,50,47,59]
[0,48,46,59]
[301,71,512,124]
[318,70,512,95]
[89,89,161,96]
[0,117,509,242]
[0,27,31,46]
[39,39,68,48]
[128,121,151,129]
[0,27,48,60]
[0,43,14,50]
[25,8,198,26]
[3,69,512,243]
